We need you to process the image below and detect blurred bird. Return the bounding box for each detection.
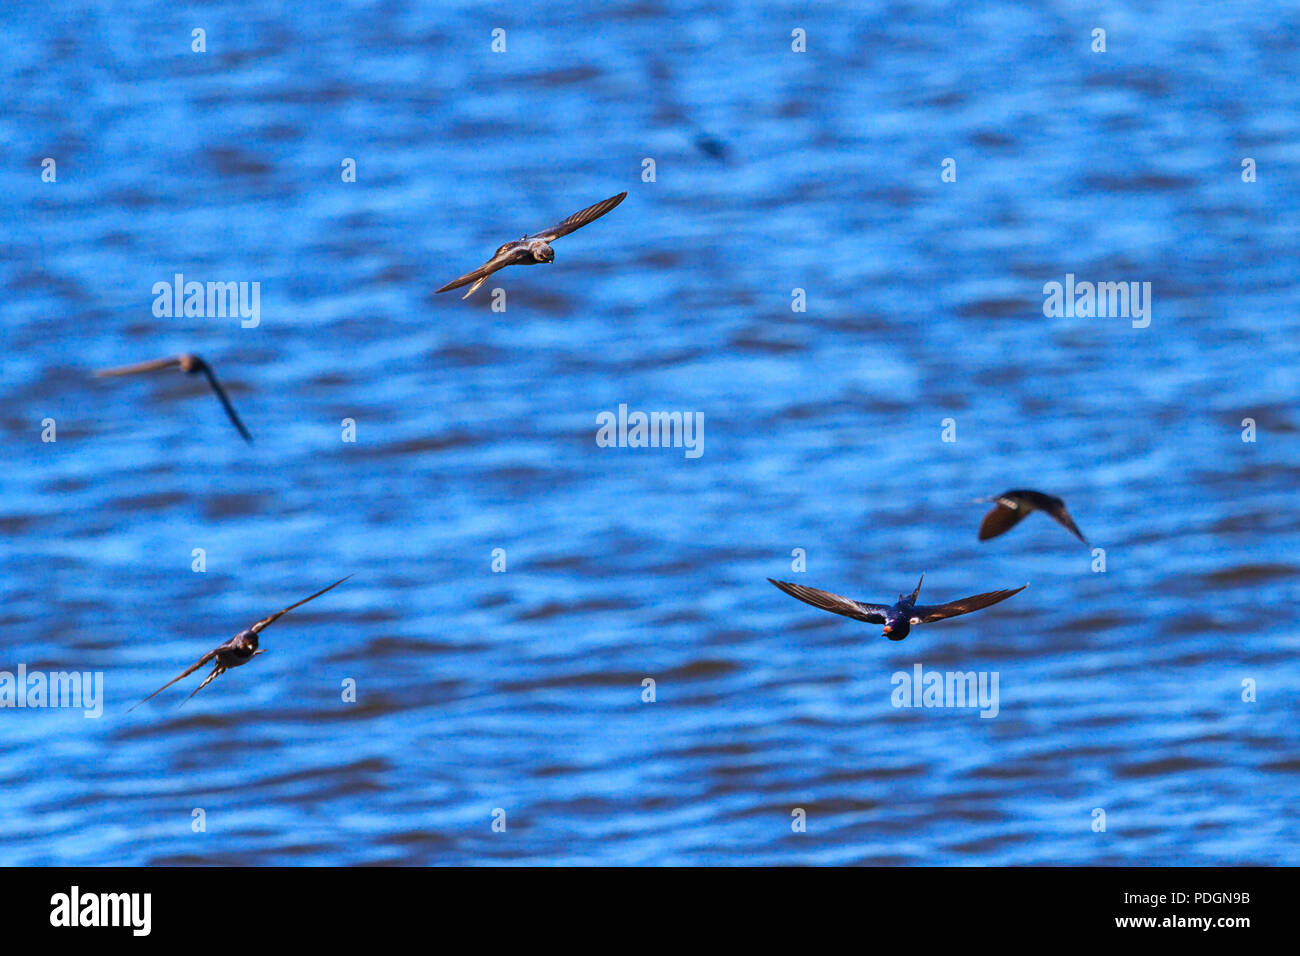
[436,192,627,299]
[977,490,1088,546]
[768,574,1026,641]
[645,58,731,162]
[128,576,351,711]
[95,353,252,443]
[692,131,730,161]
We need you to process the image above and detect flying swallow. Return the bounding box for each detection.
[693,132,730,161]
[436,191,627,299]
[768,574,1026,641]
[128,576,351,711]
[95,353,252,443]
[646,58,730,161]
[977,490,1088,546]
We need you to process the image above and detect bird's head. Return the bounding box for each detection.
[881,610,911,641]
[528,240,555,263]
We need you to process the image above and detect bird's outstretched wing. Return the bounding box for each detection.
[911,585,1027,624]
[95,356,184,377]
[534,192,627,242]
[978,500,1029,541]
[193,359,253,443]
[250,575,353,633]
[96,354,252,442]
[128,649,218,711]
[767,579,888,624]
[436,259,506,296]
[1044,502,1089,545]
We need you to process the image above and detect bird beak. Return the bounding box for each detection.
[882,626,892,634]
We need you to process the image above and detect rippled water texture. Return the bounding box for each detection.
[0,2,1297,864]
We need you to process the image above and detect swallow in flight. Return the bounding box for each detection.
[977,490,1088,546]
[128,576,351,711]
[95,353,252,443]
[436,191,627,299]
[768,574,1026,641]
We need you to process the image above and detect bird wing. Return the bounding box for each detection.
[767,579,888,624]
[193,359,253,443]
[250,575,353,633]
[94,356,183,377]
[437,261,499,294]
[1045,502,1089,545]
[978,501,1029,540]
[435,245,526,294]
[911,585,1027,624]
[127,648,218,711]
[458,275,491,299]
[533,192,627,242]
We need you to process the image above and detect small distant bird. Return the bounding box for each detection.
[128,576,351,711]
[436,191,627,299]
[768,574,1026,641]
[977,490,1088,546]
[692,131,729,161]
[95,353,252,443]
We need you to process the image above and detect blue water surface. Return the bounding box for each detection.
[0,1,1297,865]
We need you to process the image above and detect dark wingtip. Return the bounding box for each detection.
[976,506,1005,541]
